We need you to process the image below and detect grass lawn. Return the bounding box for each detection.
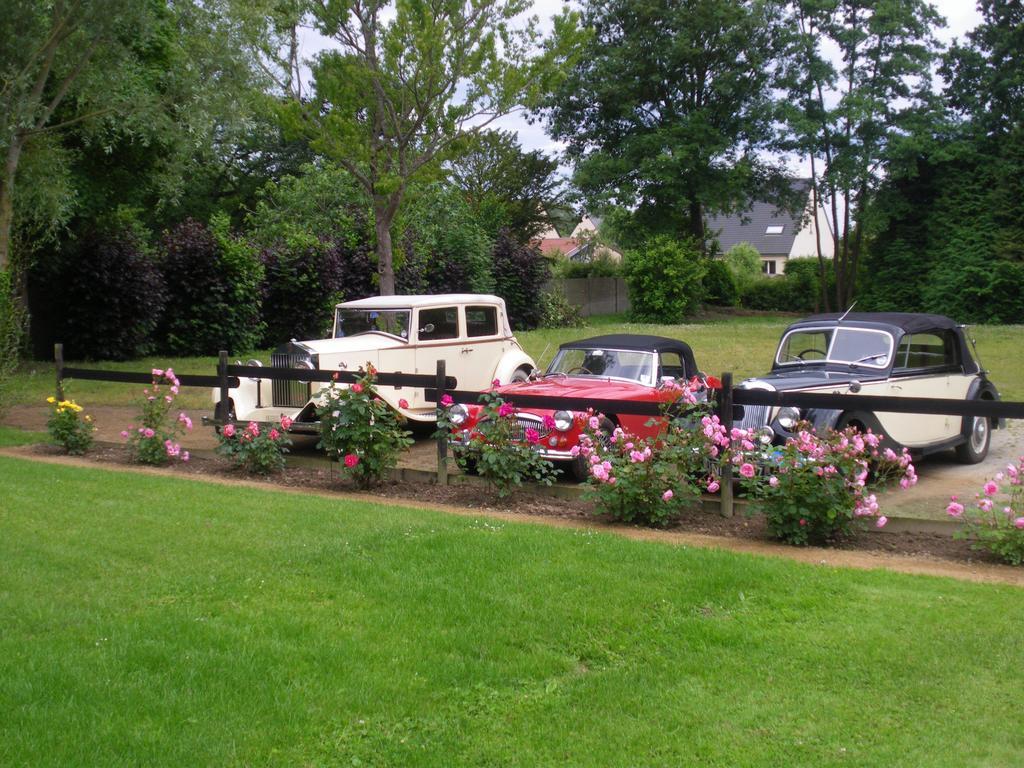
[0,425,46,446]
[1,456,1022,766]
[8,314,1024,410]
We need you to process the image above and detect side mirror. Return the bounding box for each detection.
[419,323,435,334]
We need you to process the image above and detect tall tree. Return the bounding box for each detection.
[0,0,265,274]
[446,129,563,241]
[544,0,791,248]
[780,0,943,309]
[280,0,559,295]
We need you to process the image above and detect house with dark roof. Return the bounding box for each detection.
[706,180,834,276]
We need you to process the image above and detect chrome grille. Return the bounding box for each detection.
[271,351,312,408]
[510,414,551,442]
[736,404,770,432]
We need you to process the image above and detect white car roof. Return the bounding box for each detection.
[337,294,507,310]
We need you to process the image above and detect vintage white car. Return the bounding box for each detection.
[736,312,1001,463]
[216,294,536,431]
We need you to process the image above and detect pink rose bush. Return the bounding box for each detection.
[737,426,916,546]
[949,457,1024,565]
[315,367,412,488]
[438,388,556,497]
[122,368,192,465]
[577,404,730,527]
[216,415,292,474]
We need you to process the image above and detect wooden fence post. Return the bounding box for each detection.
[54,343,64,401]
[435,359,449,486]
[719,372,734,517]
[217,350,230,423]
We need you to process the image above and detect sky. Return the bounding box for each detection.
[297,1,985,163]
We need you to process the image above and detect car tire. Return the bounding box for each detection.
[510,367,531,383]
[955,414,991,465]
[569,417,615,482]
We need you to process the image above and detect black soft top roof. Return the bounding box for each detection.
[559,334,698,376]
[787,312,979,374]
[794,312,961,334]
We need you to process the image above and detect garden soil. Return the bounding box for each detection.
[3,443,1023,588]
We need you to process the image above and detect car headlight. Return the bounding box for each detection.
[776,406,801,431]
[553,410,573,431]
[756,426,774,445]
[449,404,468,426]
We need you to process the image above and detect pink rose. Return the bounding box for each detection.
[768,475,779,487]
[398,399,409,409]
[440,394,453,407]
[269,428,280,441]
[152,368,164,377]
[662,490,673,501]
[498,402,514,418]
[876,516,888,528]
[344,453,359,468]
[280,416,293,430]
[799,518,807,526]
[707,479,720,493]
[524,428,540,445]
[588,416,600,430]
[351,383,363,394]
[543,414,556,430]
[569,445,580,458]
[739,463,755,479]
[119,430,129,439]
[492,379,501,388]
[143,428,155,439]
[247,422,260,437]
[222,423,236,438]
[182,451,190,462]
[984,480,999,496]
[1015,517,1024,530]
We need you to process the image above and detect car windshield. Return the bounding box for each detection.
[334,308,410,340]
[546,348,655,385]
[776,327,894,368]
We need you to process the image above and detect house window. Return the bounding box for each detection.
[765,225,784,235]
[762,260,777,275]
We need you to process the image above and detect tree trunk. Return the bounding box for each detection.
[0,137,25,274]
[374,203,396,295]
[687,200,705,251]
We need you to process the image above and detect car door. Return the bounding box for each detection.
[884,332,953,445]
[413,305,464,406]
[461,305,507,388]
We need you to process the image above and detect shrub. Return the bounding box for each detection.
[217,416,293,474]
[121,368,193,465]
[948,458,1024,565]
[45,396,95,454]
[724,242,762,290]
[623,235,706,322]
[491,231,551,330]
[259,233,375,344]
[158,215,264,356]
[702,259,738,307]
[442,388,557,497]
[739,276,794,311]
[30,226,165,360]
[315,368,413,488]
[0,270,25,415]
[738,427,917,546]
[552,254,622,279]
[538,286,584,328]
[576,389,717,526]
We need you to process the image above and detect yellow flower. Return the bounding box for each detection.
[46,396,56,404]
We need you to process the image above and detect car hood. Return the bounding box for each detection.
[742,368,887,392]
[496,376,653,401]
[297,333,408,357]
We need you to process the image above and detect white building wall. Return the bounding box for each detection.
[788,199,836,260]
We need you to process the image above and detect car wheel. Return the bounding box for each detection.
[955,414,991,464]
[214,402,236,435]
[569,417,615,482]
[510,367,531,383]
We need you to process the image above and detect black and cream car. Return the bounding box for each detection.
[736,313,1000,463]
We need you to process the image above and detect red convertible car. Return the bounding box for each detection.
[448,334,718,479]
